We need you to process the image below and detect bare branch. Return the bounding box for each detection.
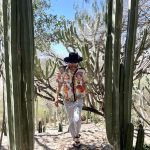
[133,103,150,126]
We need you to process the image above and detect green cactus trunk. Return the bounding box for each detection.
[119,63,125,149]
[104,0,113,144]
[3,0,34,149]
[135,125,144,150]
[123,0,139,133]
[125,123,134,150]
[112,0,123,149]
[105,0,140,149]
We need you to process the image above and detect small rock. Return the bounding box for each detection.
[101,144,113,150]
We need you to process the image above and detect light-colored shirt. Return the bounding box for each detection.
[56,66,86,101]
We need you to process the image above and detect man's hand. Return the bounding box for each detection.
[54,98,59,107]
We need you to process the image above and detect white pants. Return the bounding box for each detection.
[64,99,83,138]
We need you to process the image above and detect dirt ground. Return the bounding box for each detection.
[1,122,150,150]
[1,123,110,150]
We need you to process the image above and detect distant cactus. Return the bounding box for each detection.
[58,123,63,132]
[34,56,58,80]
[38,121,42,133]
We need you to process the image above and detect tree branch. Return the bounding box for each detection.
[133,103,150,126]
[36,91,104,116]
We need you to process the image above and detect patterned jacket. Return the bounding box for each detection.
[56,66,86,101]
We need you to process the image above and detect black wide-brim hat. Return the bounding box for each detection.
[64,52,83,63]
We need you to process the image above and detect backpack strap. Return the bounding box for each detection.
[72,68,78,102]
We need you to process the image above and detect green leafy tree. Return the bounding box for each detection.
[33,0,68,52]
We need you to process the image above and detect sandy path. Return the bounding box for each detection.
[1,123,111,150]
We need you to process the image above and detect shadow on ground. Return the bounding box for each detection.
[34,137,54,150]
[67,143,101,150]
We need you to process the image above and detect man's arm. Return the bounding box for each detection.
[55,82,62,107]
[55,66,65,107]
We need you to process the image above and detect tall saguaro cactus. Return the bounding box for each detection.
[123,0,139,131]
[3,0,34,149]
[105,0,113,145]
[112,0,123,149]
[104,0,144,149]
